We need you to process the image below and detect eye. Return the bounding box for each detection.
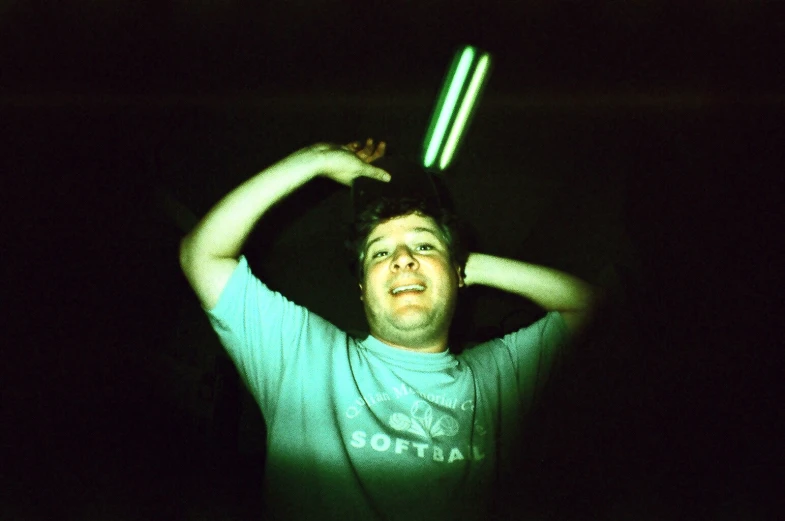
[416,244,434,251]
[371,251,388,259]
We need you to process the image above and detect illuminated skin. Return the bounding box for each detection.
[359,212,464,353]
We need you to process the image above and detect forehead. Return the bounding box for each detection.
[368,213,441,241]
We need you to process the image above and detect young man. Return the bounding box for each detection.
[179,139,600,520]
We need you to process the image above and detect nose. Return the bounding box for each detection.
[390,245,419,271]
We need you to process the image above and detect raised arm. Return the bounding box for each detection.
[462,253,603,334]
[179,139,389,310]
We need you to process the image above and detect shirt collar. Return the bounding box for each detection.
[357,335,459,372]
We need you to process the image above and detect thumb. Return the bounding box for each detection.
[365,165,391,182]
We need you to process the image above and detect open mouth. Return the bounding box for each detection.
[390,284,426,295]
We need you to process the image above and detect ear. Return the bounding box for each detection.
[455,264,465,288]
[358,283,364,301]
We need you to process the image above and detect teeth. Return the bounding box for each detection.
[392,284,426,294]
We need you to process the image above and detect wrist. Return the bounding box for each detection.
[279,146,327,182]
[462,252,486,287]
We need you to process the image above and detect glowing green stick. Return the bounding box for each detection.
[422,45,492,171]
[423,47,475,168]
[439,53,491,170]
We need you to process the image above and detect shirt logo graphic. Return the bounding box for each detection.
[389,400,459,439]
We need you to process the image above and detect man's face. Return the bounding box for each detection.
[359,212,464,352]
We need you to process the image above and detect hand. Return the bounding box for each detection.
[308,138,390,187]
[346,138,387,164]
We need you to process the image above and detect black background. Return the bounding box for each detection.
[2,1,782,519]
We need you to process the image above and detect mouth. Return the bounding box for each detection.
[390,283,427,296]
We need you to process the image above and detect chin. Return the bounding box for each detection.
[386,319,447,343]
[390,310,436,329]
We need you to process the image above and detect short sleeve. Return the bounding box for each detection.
[461,311,570,413]
[501,311,570,401]
[205,255,339,416]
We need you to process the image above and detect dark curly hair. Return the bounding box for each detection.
[346,196,470,281]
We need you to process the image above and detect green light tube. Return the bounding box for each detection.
[439,53,491,170]
[423,46,476,168]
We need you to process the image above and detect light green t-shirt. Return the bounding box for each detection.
[206,256,568,520]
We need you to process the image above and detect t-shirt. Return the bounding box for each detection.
[206,255,569,520]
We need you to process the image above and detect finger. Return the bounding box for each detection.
[361,142,384,163]
[352,141,371,162]
[369,141,386,161]
[367,166,391,182]
[352,138,380,163]
[360,138,375,156]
